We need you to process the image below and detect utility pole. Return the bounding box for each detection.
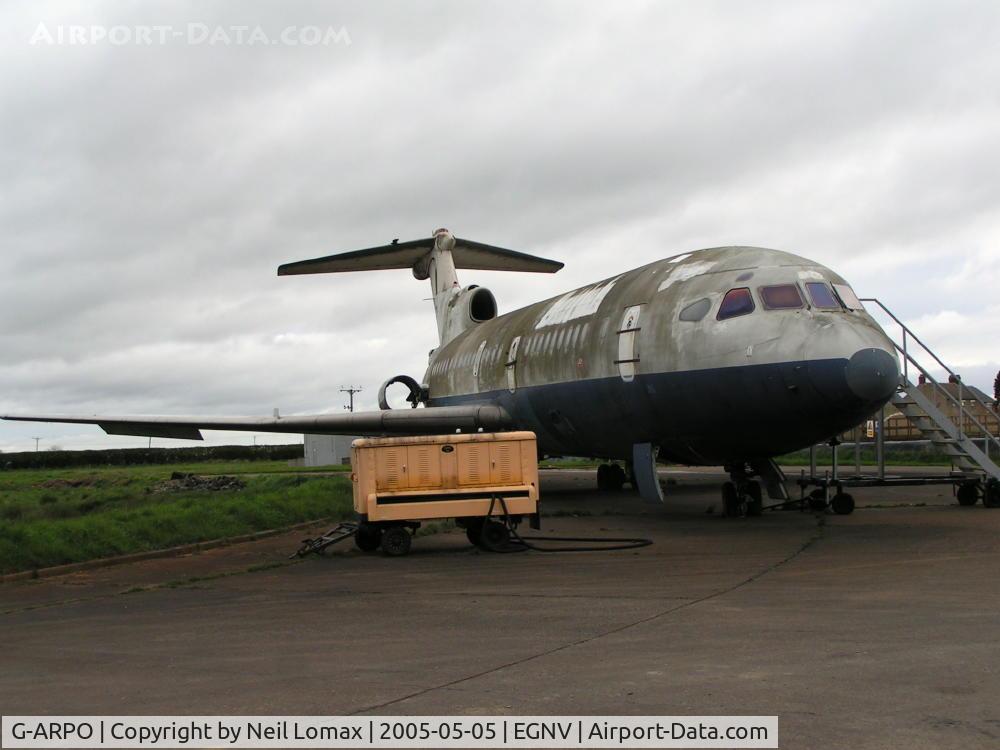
[32,437,41,452]
[340,385,362,413]
[252,435,257,448]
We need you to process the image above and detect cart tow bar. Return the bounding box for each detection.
[293,522,358,558]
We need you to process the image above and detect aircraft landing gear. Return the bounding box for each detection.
[985,479,1000,508]
[957,481,980,507]
[808,489,828,512]
[721,476,763,517]
[830,492,855,515]
[597,463,626,491]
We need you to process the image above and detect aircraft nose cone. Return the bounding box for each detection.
[846,348,899,403]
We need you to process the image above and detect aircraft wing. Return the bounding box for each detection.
[1,405,513,441]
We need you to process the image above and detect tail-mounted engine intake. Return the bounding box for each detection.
[453,284,497,323]
[378,375,428,410]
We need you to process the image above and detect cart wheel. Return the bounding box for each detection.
[831,492,855,515]
[957,482,980,507]
[808,489,828,512]
[480,520,510,550]
[465,520,483,547]
[380,526,412,556]
[354,523,382,552]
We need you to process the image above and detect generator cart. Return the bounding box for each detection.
[297,431,540,557]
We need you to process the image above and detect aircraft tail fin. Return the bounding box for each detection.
[279,229,562,345]
[277,232,563,277]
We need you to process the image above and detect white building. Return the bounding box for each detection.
[303,434,357,467]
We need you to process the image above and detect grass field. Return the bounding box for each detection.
[0,461,354,574]
[778,450,951,467]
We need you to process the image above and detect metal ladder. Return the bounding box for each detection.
[861,298,1000,482]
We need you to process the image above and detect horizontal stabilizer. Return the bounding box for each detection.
[278,237,563,276]
[2,405,513,441]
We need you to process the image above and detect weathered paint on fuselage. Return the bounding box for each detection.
[423,246,899,464]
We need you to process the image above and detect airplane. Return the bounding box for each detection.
[3,227,900,515]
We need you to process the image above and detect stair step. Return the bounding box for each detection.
[916,424,949,433]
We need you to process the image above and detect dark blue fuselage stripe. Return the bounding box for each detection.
[429,358,874,463]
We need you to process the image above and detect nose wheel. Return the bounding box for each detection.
[721,479,763,517]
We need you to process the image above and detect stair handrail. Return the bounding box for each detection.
[860,298,960,379]
[861,297,1000,454]
[900,355,1000,451]
[901,363,1000,454]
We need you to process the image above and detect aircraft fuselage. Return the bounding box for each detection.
[424,246,899,464]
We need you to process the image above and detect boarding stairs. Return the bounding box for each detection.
[861,298,1000,483]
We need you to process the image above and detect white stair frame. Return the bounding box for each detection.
[861,298,1000,482]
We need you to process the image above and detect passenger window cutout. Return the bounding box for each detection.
[717,288,755,320]
[832,283,863,310]
[805,282,841,309]
[679,298,711,322]
[760,284,804,310]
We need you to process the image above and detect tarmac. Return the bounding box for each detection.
[2,467,999,749]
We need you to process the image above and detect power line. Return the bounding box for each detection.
[340,385,362,413]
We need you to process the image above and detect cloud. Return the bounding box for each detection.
[1,0,1000,450]
[898,307,1000,372]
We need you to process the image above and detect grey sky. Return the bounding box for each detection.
[2,0,998,451]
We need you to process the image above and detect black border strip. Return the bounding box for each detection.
[376,489,531,505]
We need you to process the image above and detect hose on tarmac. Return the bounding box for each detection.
[480,495,653,553]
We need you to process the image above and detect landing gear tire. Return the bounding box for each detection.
[380,525,412,556]
[957,482,980,507]
[597,464,624,491]
[831,492,855,516]
[597,463,626,491]
[745,481,763,517]
[597,463,610,490]
[722,481,741,517]
[354,523,382,552]
[480,520,510,550]
[984,479,1000,508]
[808,489,828,512]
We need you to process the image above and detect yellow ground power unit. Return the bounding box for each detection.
[349,431,540,555]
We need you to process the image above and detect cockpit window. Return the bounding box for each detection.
[832,283,863,310]
[679,298,711,322]
[760,284,804,310]
[717,288,755,320]
[805,282,841,309]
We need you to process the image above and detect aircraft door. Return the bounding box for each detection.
[472,340,487,391]
[616,305,642,382]
[505,336,521,393]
